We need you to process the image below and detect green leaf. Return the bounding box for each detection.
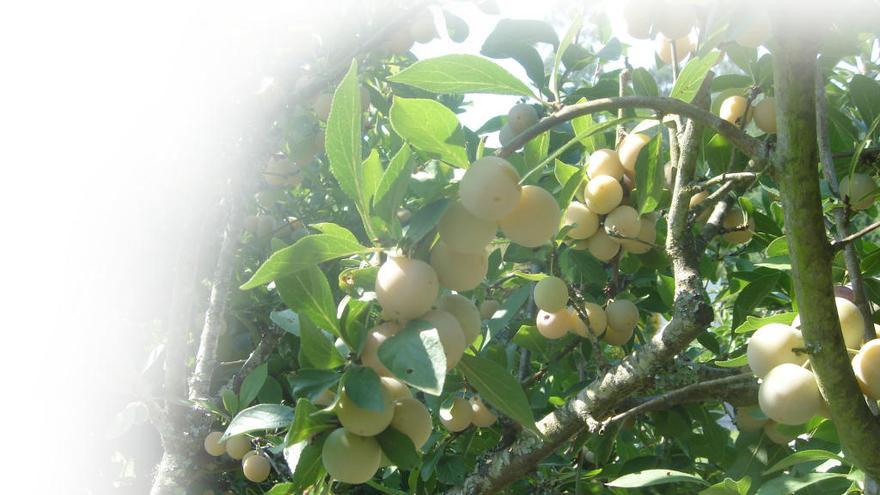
[401,198,450,247]
[240,234,372,289]
[239,363,268,409]
[700,477,751,495]
[670,52,721,102]
[443,10,469,43]
[732,271,782,329]
[377,427,421,469]
[554,159,584,208]
[512,325,548,358]
[258,376,283,404]
[270,309,300,335]
[276,266,340,338]
[632,67,659,97]
[607,469,709,488]
[297,317,345,369]
[755,472,847,495]
[339,297,373,355]
[850,74,880,131]
[284,439,325,492]
[733,312,797,335]
[571,98,602,150]
[378,320,447,395]
[285,399,336,446]
[457,354,538,434]
[763,449,846,475]
[221,403,294,440]
[524,132,550,177]
[388,54,532,97]
[374,145,414,220]
[714,354,749,368]
[487,284,531,337]
[635,133,663,214]
[389,97,469,168]
[362,148,383,203]
[222,388,239,416]
[288,369,340,402]
[265,483,294,495]
[326,59,371,215]
[481,19,558,89]
[310,223,359,244]
[550,17,582,98]
[341,366,384,411]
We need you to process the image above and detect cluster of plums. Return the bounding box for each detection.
[203,432,273,483]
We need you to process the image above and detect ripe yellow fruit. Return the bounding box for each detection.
[470,396,498,427]
[853,339,880,399]
[588,149,625,180]
[381,376,413,402]
[719,95,750,125]
[508,103,539,134]
[603,323,634,346]
[839,173,877,210]
[438,201,496,254]
[620,217,657,254]
[420,309,467,369]
[409,11,436,44]
[656,35,692,65]
[534,276,568,313]
[584,176,624,215]
[606,299,639,335]
[746,323,807,378]
[321,428,381,484]
[336,385,394,436]
[734,405,768,432]
[622,0,654,39]
[263,156,303,188]
[618,133,651,175]
[563,201,600,239]
[437,294,482,345]
[479,300,501,319]
[764,421,796,445]
[835,297,866,349]
[242,450,259,462]
[498,185,561,248]
[758,363,824,425]
[604,205,641,242]
[569,302,607,338]
[314,389,336,407]
[429,241,488,292]
[689,190,709,209]
[440,397,474,432]
[360,322,402,376]
[752,97,777,134]
[722,207,755,244]
[376,257,439,320]
[536,308,573,339]
[225,435,251,460]
[204,431,226,457]
[391,397,433,448]
[654,1,695,39]
[584,229,621,262]
[242,453,272,483]
[459,156,522,220]
[313,92,332,121]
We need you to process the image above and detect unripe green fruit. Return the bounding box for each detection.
[470,396,497,427]
[722,207,755,244]
[656,35,692,65]
[420,309,467,369]
[604,205,641,242]
[752,98,777,134]
[498,123,515,148]
[588,149,625,180]
[314,389,336,407]
[225,435,251,460]
[563,201,599,239]
[409,11,436,44]
[430,241,488,292]
[498,185,561,248]
[440,397,474,432]
[376,257,439,320]
[204,431,226,457]
[360,322,402,376]
[479,300,501,319]
[507,103,539,135]
[569,302,607,338]
[758,363,824,425]
[263,156,303,188]
[622,0,654,39]
[746,323,806,378]
[437,294,482,345]
[853,339,880,399]
[835,297,866,349]
[719,95,749,125]
[618,133,651,175]
[313,92,332,121]
[391,397,433,448]
[620,217,657,254]
[839,173,877,210]
[606,299,639,335]
[381,376,413,402]
[438,201,496,254]
[734,405,768,433]
[584,229,621,262]
[534,276,568,313]
[242,453,271,483]
[654,1,695,39]
[336,384,394,436]
[536,308,572,339]
[321,428,381,484]
[763,421,796,445]
[584,176,623,215]
[459,156,522,220]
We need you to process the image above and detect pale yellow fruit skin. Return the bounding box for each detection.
[606,299,639,334]
[569,302,607,337]
[584,176,623,215]
[498,185,561,248]
[534,276,568,313]
[470,397,498,427]
[242,454,271,483]
[440,397,474,432]
[623,0,654,39]
[603,324,634,346]
[361,322,402,376]
[204,431,226,457]
[499,123,515,148]
[752,98,777,134]
[839,173,877,210]
[336,385,394,436]
[321,428,381,484]
[758,363,824,425]
[536,309,573,339]
[421,309,466,369]
[656,35,692,64]
[620,217,657,254]
[479,300,501,319]
[604,205,641,242]
[722,207,755,244]
[563,201,599,239]
[588,149,625,180]
[438,201,496,254]
[854,339,880,399]
[735,406,768,432]
[746,323,806,378]
[430,241,488,292]
[835,297,866,349]
[263,156,303,188]
[381,376,413,402]
[654,1,695,39]
[437,294,482,345]
[688,190,711,223]
[459,156,522,220]
[391,398,433,448]
[225,435,251,460]
[763,421,796,445]
[618,133,651,174]
[508,103,539,134]
[719,95,749,125]
[376,257,440,320]
[585,229,621,262]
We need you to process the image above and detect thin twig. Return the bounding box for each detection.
[832,220,880,250]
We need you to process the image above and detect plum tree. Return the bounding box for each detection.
[242,453,271,483]
[263,156,302,188]
[734,406,768,433]
[758,363,824,425]
[583,175,623,214]
[321,428,382,484]
[375,257,439,320]
[853,339,880,399]
[536,308,572,339]
[507,103,539,134]
[336,384,394,436]
[440,397,474,432]
[582,229,621,261]
[587,149,625,180]
[204,432,226,457]
[390,398,433,449]
[437,200,496,254]
[619,217,657,254]
[420,309,466,369]
[534,276,568,313]
[224,435,251,460]
[835,297,866,349]
[436,294,482,345]
[563,201,600,239]
[459,156,522,220]
[746,323,807,378]
[381,376,413,402]
[569,302,607,338]
[721,207,755,244]
[430,240,488,291]
[752,97,777,133]
[470,396,498,427]
[839,173,877,210]
[763,422,796,445]
[360,322,402,376]
[498,185,561,248]
[656,35,692,65]
[604,205,641,242]
[479,299,501,319]
[719,95,750,125]
[617,132,650,177]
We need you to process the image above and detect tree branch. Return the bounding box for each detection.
[831,220,880,251]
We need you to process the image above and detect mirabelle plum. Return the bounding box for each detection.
[438,201,496,254]
[376,257,439,320]
[563,201,600,240]
[321,428,381,484]
[391,398,433,448]
[588,149,625,180]
[498,185,561,248]
[534,276,568,313]
[758,363,824,425]
[430,241,488,292]
[584,176,623,215]
[839,173,877,210]
[440,397,474,432]
[437,294,482,345]
[459,157,522,220]
[536,309,573,339]
[470,396,498,427]
[746,323,806,378]
[508,103,539,134]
